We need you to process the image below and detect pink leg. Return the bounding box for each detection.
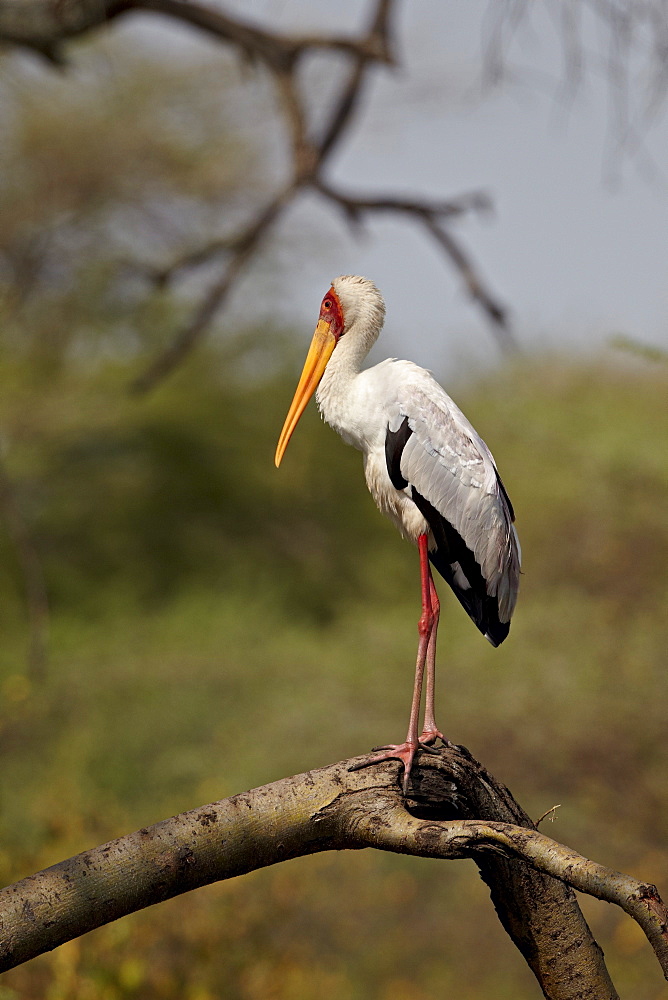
[350,534,436,794]
[419,574,446,746]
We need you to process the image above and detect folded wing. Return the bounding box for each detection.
[385,378,520,646]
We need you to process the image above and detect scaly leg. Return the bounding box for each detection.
[350,534,435,794]
[419,573,446,746]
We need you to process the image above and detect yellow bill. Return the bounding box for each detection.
[275,318,337,467]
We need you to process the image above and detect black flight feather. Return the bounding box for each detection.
[409,487,510,647]
[384,417,510,646]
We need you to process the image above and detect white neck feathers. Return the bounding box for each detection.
[315,275,386,434]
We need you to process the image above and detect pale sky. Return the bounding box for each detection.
[124,1,668,376]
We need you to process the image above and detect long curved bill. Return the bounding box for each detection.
[275,319,337,467]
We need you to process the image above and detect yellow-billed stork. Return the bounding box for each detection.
[275,275,520,792]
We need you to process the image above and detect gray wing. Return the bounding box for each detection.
[386,378,520,641]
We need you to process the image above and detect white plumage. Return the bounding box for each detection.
[275,275,521,792]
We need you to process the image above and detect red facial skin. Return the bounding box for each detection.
[319,287,344,339]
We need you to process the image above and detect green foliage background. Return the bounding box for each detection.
[0,43,667,1000]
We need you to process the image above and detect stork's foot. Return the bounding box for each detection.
[418,726,449,749]
[348,741,420,795]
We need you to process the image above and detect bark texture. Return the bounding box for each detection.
[407,748,616,998]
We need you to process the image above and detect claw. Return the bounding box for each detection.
[349,741,420,794]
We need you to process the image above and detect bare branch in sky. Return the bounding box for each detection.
[0,0,515,389]
[483,0,668,185]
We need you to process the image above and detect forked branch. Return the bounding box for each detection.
[1,745,666,998]
[0,0,515,389]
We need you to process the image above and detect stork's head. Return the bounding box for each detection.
[331,275,385,339]
[275,276,385,467]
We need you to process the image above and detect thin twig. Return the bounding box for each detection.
[535,803,561,826]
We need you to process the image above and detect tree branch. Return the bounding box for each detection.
[0,0,389,68]
[315,0,395,163]
[317,180,517,353]
[422,214,517,351]
[127,1,399,391]
[2,745,666,996]
[0,0,516,387]
[131,177,506,392]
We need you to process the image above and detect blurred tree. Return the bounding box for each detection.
[0,45,414,635]
[0,48,274,669]
[0,51,262,365]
